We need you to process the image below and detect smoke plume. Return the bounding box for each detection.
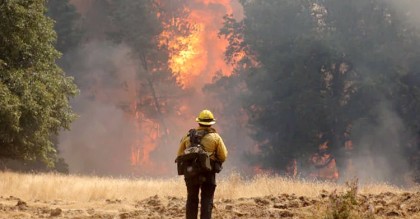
[58,0,252,176]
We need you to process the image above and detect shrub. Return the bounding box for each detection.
[324,178,362,219]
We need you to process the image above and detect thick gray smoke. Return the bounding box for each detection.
[58,0,252,177]
[349,103,411,184]
[386,0,420,29]
[217,0,420,185]
[59,41,139,175]
[59,39,192,176]
[338,1,420,185]
[59,1,420,184]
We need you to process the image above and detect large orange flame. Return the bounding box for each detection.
[70,0,243,175]
[160,0,237,88]
[130,101,160,167]
[130,0,242,174]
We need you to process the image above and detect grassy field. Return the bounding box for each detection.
[0,171,419,218]
[0,171,412,202]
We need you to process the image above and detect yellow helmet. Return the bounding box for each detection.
[195,109,216,125]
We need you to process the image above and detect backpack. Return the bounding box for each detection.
[176,129,213,177]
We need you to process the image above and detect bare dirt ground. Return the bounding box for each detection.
[0,191,419,218]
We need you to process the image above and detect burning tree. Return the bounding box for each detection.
[54,0,245,176]
[108,0,188,172]
[68,0,238,175]
[52,0,420,181]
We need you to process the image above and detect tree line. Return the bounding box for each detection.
[213,0,420,183]
[1,0,419,182]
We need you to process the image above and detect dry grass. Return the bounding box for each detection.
[0,171,412,202]
[217,173,411,199]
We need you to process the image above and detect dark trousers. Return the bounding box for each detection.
[185,172,216,219]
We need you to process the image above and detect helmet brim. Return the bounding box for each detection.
[196,118,216,125]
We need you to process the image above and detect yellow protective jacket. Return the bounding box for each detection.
[177,126,228,163]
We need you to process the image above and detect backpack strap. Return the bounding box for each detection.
[187,128,217,156]
[188,129,210,147]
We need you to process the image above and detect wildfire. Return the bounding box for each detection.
[160,0,236,88]
[163,22,205,86]
[130,100,160,167]
[67,0,243,176]
[129,0,241,174]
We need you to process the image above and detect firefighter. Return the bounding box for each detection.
[177,109,228,219]
[309,135,339,182]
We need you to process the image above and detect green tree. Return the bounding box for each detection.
[218,0,332,170]
[46,0,82,54]
[0,0,78,167]
[218,0,420,180]
[320,0,420,182]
